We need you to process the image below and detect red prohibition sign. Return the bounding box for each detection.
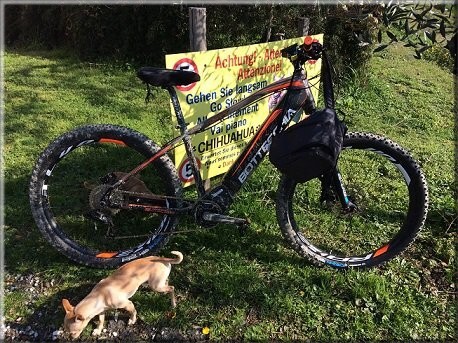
[173,58,199,92]
[178,157,201,183]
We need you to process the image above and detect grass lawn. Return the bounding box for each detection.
[3,43,456,341]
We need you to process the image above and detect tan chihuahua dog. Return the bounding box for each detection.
[62,251,183,339]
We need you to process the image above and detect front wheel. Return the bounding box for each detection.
[276,132,428,269]
[29,124,183,268]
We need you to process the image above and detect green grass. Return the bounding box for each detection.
[3,44,456,341]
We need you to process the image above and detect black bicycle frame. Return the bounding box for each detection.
[111,61,352,216]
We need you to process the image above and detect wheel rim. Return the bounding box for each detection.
[40,138,176,260]
[287,143,413,267]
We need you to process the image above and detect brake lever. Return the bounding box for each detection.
[280,43,299,59]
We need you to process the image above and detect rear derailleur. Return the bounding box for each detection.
[84,172,150,238]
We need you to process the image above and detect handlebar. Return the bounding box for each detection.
[281,36,323,66]
[281,36,335,109]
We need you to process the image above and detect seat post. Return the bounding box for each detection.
[165,86,206,196]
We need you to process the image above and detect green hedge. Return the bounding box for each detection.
[5,4,378,79]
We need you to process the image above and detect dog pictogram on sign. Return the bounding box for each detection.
[173,58,199,92]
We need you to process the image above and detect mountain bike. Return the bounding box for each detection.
[29,38,428,269]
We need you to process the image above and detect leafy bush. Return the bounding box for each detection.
[372,2,456,74]
[423,44,454,72]
[5,4,378,79]
[322,8,377,83]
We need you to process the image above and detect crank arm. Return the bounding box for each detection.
[202,212,249,226]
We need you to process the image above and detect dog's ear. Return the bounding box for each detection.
[62,299,74,314]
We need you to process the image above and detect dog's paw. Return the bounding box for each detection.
[128,317,137,325]
[92,328,102,336]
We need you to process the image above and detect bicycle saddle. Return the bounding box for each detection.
[137,67,200,87]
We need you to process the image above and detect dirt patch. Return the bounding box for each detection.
[3,273,208,342]
[4,320,207,342]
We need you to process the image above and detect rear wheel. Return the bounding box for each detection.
[29,124,183,268]
[276,132,428,268]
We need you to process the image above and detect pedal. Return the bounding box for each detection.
[202,212,249,227]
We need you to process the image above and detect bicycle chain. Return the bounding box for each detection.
[113,189,186,202]
[103,185,235,239]
[107,189,200,239]
[109,189,194,210]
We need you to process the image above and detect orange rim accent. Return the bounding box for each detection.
[96,252,118,259]
[99,138,127,146]
[373,245,389,258]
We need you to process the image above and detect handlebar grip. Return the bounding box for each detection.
[302,36,323,61]
[281,43,299,58]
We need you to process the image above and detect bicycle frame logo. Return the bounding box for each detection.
[237,107,297,184]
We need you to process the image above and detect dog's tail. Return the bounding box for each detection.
[169,251,183,264]
[141,251,183,265]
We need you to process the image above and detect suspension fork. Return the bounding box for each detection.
[321,168,357,212]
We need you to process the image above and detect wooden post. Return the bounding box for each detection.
[298,17,310,36]
[189,7,207,51]
[189,7,211,190]
[265,4,275,42]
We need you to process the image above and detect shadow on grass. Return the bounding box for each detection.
[13,283,95,339]
[7,279,204,342]
[5,167,453,273]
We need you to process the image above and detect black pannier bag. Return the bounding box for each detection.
[269,108,347,182]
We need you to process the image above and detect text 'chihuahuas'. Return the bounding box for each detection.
[62,251,183,339]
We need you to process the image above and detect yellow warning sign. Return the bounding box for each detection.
[165,34,323,186]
